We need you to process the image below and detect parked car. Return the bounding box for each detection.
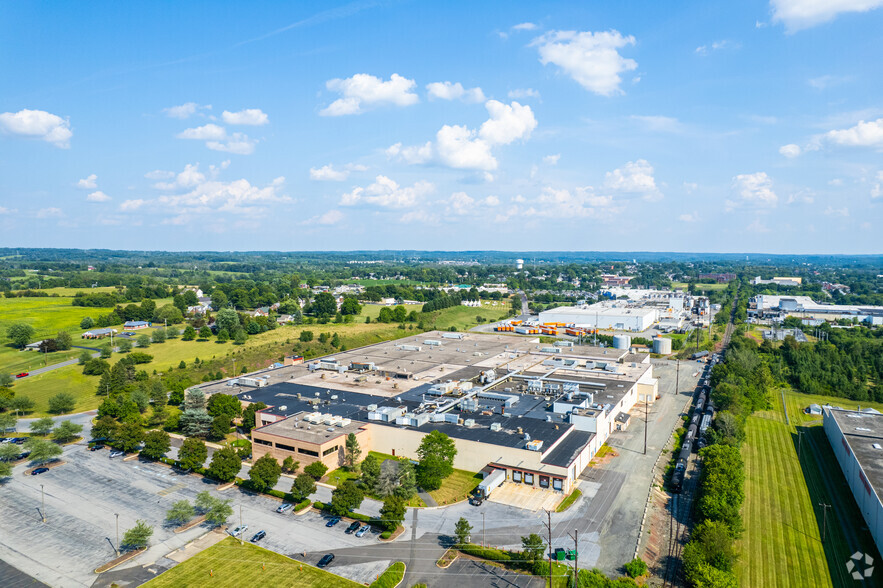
[345,521,361,534]
[89,444,104,451]
[355,525,370,537]
[31,467,49,475]
[229,525,248,537]
[317,554,334,568]
[275,503,293,514]
[325,517,341,528]
[250,530,266,543]
[15,372,28,378]
[109,450,125,458]
[11,438,26,445]
[17,451,30,460]
[0,438,9,444]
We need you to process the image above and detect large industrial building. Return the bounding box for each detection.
[199,331,659,496]
[750,295,883,325]
[823,408,883,556]
[539,304,658,332]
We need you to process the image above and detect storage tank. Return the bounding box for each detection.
[515,258,524,270]
[653,336,672,355]
[613,335,631,350]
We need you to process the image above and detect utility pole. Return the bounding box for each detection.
[239,504,244,546]
[675,359,680,396]
[115,513,120,556]
[41,484,45,523]
[819,503,831,542]
[798,431,803,460]
[568,528,579,587]
[643,395,648,455]
[481,512,486,547]
[543,509,553,588]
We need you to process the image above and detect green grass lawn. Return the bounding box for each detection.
[555,488,581,513]
[369,561,405,588]
[737,389,882,588]
[142,536,360,588]
[429,468,482,505]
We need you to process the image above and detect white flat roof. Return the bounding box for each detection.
[540,304,657,318]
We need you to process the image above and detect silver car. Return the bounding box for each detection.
[229,524,248,537]
[109,450,125,458]
[275,503,293,514]
[355,524,370,537]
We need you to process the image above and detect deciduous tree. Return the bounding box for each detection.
[178,437,208,470]
[141,430,171,460]
[207,446,241,482]
[248,453,282,492]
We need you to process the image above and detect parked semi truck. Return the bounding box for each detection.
[470,469,506,505]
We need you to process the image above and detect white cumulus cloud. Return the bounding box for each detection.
[779,144,802,158]
[310,164,349,181]
[819,118,883,148]
[871,171,883,199]
[206,133,257,155]
[0,109,72,148]
[222,109,269,126]
[426,81,486,103]
[436,125,497,171]
[162,102,210,119]
[603,160,663,201]
[771,0,883,31]
[679,213,700,222]
[532,30,637,96]
[321,73,419,116]
[386,142,434,165]
[543,154,561,165]
[120,199,146,211]
[508,88,541,100]
[732,172,778,207]
[340,175,433,209]
[86,191,111,202]
[177,124,227,141]
[77,174,98,189]
[479,100,538,145]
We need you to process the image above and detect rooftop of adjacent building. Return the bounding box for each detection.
[829,408,883,499]
[254,410,365,444]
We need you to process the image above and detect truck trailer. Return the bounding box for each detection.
[471,469,506,505]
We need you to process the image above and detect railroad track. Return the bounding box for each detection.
[661,285,740,587]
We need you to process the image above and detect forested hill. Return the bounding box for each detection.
[767,328,883,402]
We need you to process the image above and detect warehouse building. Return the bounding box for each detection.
[750,295,883,324]
[824,408,883,556]
[539,304,658,332]
[202,331,657,495]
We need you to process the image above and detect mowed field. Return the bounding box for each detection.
[8,302,510,416]
[142,537,360,588]
[737,390,883,588]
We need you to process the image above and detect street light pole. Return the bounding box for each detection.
[41,484,45,523]
[481,512,485,547]
[115,513,120,556]
[819,503,831,543]
[239,504,244,546]
[643,395,648,455]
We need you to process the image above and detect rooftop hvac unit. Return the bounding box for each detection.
[463,418,476,427]
[523,432,531,441]
[526,439,544,451]
[490,422,502,432]
[367,404,378,412]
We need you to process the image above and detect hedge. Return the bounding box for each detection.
[294,499,311,511]
[312,501,377,525]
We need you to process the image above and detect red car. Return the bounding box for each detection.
[15,372,28,378]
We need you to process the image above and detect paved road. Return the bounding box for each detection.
[14,410,97,433]
[13,345,100,380]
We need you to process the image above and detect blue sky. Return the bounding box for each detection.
[1,0,882,253]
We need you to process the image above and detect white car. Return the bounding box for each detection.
[229,525,248,537]
[109,450,125,458]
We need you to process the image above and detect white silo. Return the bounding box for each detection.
[613,335,631,350]
[653,336,672,355]
[515,258,524,270]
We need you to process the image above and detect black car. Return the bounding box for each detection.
[345,521,361,534]
[31,467,49,475]
[317,554,334,568]
[90,444,104,451]
[325,517,341,528]
[250,530,266,543]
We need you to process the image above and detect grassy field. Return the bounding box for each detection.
[6,302,508,416]
[369,561,405,588]
[555,488,582,513]
[737,389,882,588]
[142,536,360,588]
[429,468,482,505]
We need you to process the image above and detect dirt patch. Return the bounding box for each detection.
[174,514,207,533]
[94,547,146,573]
[25,460,65,475]
[436,548,459,568]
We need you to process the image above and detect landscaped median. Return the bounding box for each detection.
[555,488,581,512]
[369,561,405,588]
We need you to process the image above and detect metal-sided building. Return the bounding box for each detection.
[539,304,657,332]
[823,407,883,557]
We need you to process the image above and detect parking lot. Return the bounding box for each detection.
[0,442,392,587]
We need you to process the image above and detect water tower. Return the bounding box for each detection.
[515,258,524,270]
